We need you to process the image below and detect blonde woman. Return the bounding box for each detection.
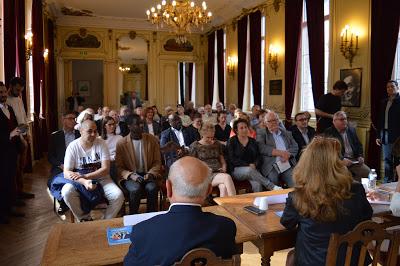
[189,123,236,197]
[281,137,372,266]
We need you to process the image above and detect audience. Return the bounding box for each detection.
[190,123,236,197]
[281,137,372,266]
[324,111,370,181]
[115,114,161,214]
[257,111,298,187]
[66,91,85,112]
[184,101,196,118]
[227,118,280,192]
[160,105,174,131]
[376,80,400,183]
[75,108,94,130]
[215,102,224,113]
[48,111,80,178]
[315,80,348,132]
[226,103,236,125]
[119,105,131,123]
[151,105,162,123]
[143,107,162,138]
[109,110,129,137]
[249,105,261,127]
[185,112,202,142]
[202,104,217,125]
[124,156,237,265]
[134,106,144,120]
[0,82,24,223]
[62,120,124,222]
[214,111,231,145]
[100,116,123,182]
[288,111,316,160]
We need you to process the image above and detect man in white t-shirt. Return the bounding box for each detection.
[62,120,124,221]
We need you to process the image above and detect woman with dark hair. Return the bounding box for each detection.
[143,107,161,138]
[226,118,280,192]
[281,137,372,266]
[214,111,231,145]
[101,116,123,182]
[151,105,162,123]
[190,123,236,197]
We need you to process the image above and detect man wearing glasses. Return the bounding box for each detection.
[257,111,298,188]
[48,111,81,178]
[324,111,370,181]
[288,112,316,160]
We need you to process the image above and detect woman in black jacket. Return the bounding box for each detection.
[280,136,372,266]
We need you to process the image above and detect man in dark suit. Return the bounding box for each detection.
[66,91,85,112]
[160,114,197,167]
[0,82,24,223]
[324,111,370,181]
[124,156,237,266]
[288,112,316,160]
[126,91,142,112]
[48,111,81,178]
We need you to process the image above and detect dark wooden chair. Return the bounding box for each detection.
[325,220,400,266]
[174,248,240,266]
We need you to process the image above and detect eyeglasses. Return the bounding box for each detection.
[266,119,279,123]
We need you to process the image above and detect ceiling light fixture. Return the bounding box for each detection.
[146,0,212,44]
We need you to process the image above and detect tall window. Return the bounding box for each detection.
[299,0,330,112]
[392,28,400,82]
[223,29,226,105]
[261,15,266,108]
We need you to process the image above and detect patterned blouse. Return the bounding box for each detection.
[189,141,224,172]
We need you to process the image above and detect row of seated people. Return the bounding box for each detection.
[48,103,374,219]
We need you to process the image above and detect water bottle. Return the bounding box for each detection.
[368,169,377,191]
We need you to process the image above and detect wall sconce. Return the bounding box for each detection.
[24,31,33,61]
[268,44,279,75]
[340,25,359,67]
[43,48,49,62]
[226,56,237,77]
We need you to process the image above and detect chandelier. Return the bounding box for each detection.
[146,0,212,44]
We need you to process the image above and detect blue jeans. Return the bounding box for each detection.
[382,142,394,183]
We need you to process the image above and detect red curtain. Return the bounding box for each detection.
[32,0,46,158]
[46,19,58,133]
[284,0,303,127]
[216,29,224,104]
[306,0,325,105]
[237,16,248,109]
[188,63,193,101]
[207,32,215,105]
[3,0,16,87]
[367,0,400,170]
[250,11,262,106]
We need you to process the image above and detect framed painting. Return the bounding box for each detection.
[340,68,362,107]
[77,80,90,97]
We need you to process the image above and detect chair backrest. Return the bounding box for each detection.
[325,220,400,266]
[174,248,240,266]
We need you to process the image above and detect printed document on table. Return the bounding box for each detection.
[123,211,167,226]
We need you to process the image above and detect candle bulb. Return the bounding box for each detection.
[356,35,359,49]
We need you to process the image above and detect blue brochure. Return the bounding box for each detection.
[275,211,284,218]
[107,226,132,246]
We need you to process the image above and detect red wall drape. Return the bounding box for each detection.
[46,19,58,133]
[250,11,262,106]
[306,0,325,106]
[3,0,16,87]
[237,16,248,109]
[216,29,225,104]
[207,32,215,105]
[367,0,400,171]
[284,0,303,127]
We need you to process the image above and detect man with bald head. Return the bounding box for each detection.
[62,120,124,222]
[124,157,237,266]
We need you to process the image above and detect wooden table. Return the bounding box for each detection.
[41,206,258,266]
[213,188,395,266]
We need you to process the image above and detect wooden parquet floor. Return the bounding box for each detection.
[0,158,60,266]
[0,158,288,266]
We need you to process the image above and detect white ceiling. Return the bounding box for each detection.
[47,0,268,31]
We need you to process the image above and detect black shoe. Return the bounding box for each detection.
[9,209,25,217]
[57,201,70,215]
[18,192,35,199]
[14,199,26,207]
[79,218,93,222]
[0,215,10,224]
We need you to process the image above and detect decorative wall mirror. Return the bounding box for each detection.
[117,33,148,103]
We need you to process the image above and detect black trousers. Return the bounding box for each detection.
[0,147,17,216]
[123,179,158,214]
